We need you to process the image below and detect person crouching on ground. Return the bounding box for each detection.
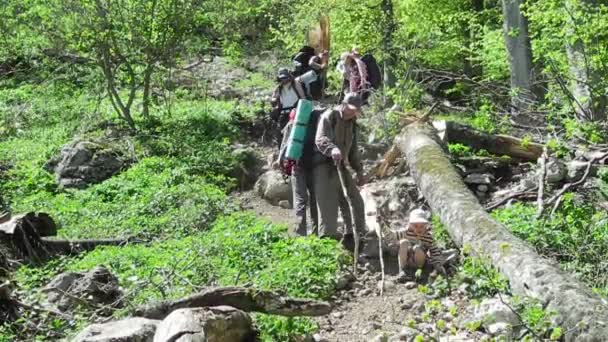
[397,208,447,282]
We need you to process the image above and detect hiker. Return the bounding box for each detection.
[336,51,369,101]
[396,208,456,282]
[297,50,329,100]
[270,68,306,147]
[278,108,325,236]
[292,45,317,77]
[313,93,366,243]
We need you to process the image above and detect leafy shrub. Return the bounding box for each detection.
[447,143,473,158]
[10,157,230,239]
[460,245,510,299]
[493,199,608,292]
[12,212,348,341]
[562,118,605,144]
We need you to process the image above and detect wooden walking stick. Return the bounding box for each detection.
[336,161,360,276]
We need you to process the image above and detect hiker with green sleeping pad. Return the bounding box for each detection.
[278,100,324,236]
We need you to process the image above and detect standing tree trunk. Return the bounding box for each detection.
[463,0,484,78]
[565,0,607,121]
[501,0,535,112]
[142,64,154,120]
[396,123,608,341]
[381,0,396,88]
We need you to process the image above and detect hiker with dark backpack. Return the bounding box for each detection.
[292,46,317,77]
[297,50,329,100]
[270,68,306,148]
[337,49,383,102]
[336,50,369,101]
[278,105,325,236]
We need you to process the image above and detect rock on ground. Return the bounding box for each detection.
[42,265,122,312]
[254,170,292,206]
[73,317,160,342]
[230,145,265,190]
[567,160,597,181]
[544,158,567,184]
[464,296,521,337]
[45,139,130,189]
[153,306,255,342]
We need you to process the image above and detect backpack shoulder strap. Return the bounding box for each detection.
[292,80,306,99]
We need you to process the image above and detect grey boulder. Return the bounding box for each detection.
[153,306,255,342]
[73,317,160,342]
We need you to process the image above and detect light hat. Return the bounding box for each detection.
[409,208,429,224]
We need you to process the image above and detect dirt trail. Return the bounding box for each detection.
[233,182,482,342]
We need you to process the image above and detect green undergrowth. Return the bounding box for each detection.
[11,212,349,341]
[492,196,608,296]
[0,82,351,340]
[13,157,230,239]
[0,83,246,239]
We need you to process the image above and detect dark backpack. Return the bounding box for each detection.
[361,54,382,89]
[292,46,316,76]
[308,78,323,100]
[278,109,324,175]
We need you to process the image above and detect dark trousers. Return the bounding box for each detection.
[292,166,318,236]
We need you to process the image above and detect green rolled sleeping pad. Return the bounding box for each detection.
[286,99,313,160]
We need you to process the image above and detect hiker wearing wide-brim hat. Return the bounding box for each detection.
[395,208,458,283]
[312,92,366,245]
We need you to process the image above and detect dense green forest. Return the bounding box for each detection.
[1,0,608,341]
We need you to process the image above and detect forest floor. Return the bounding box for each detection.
[230,142,488,342]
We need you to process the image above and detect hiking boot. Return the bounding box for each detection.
[340,234,355,252]
[396,270,414,284]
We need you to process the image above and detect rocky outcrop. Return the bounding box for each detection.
[254,170,292,206]
[175,56,273,102]
[73,317,160,342]
[45,139,131,189]
[153,306,255,342]
[43,265,122,312]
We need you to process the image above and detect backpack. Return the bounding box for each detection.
[292,46,316,76]
[361,54,382,89]
[278,109,324,175]
[308,79,323,100]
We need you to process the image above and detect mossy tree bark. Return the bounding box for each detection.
[396,123,608,341]
[434,120,544,162]
[134,286,332,320]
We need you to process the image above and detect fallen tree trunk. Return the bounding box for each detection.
[0,213,140,263]
[396,123,608,341]
[433,120,544,162]
[133,286,332,320]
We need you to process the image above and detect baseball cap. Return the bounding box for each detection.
[342,92,363,112]
[277,68,290,81]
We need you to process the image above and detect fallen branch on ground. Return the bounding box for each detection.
[433,120,544,162]
[133,286,332,320]
[0,213,143,263]
[536,147,548,217]
[542,151,608,217]
[486,190,538,211]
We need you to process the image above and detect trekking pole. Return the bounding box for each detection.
[336,161,360,276]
